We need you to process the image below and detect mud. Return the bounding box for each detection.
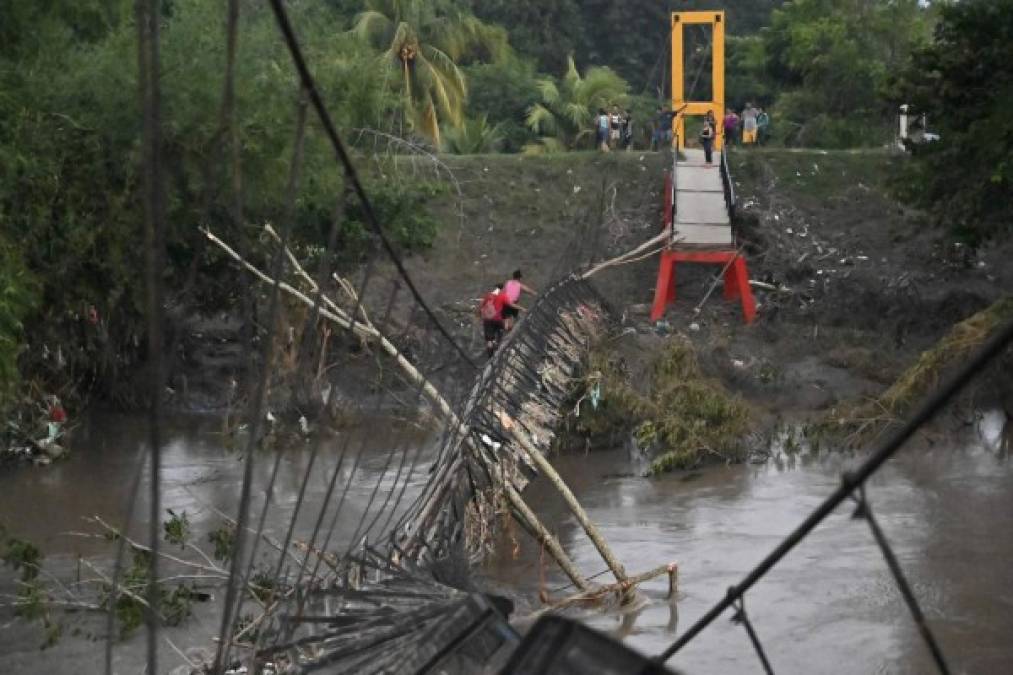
[164,149,1011,430]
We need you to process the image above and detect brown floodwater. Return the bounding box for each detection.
[0,410,1010,674]
[483,410,1013,675]
[0,411,438,674]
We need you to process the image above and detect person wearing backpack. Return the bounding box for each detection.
[478,284,506,357]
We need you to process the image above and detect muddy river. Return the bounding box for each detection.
[1,411,1010,674]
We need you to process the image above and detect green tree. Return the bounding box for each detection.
[442,115,506,154]
[0,239,36,403]
[469,0,784,93]
[464,58,540,152]
[465,0,586,77]
[352,0,508,146]
[525,57,629,153]
[761,0,931,147]
[726,35,771,110]
[0,0,434,408]
[892,0,1013,241]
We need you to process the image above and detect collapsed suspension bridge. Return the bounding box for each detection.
[67,2,1013,675]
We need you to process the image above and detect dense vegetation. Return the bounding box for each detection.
[0,0,1009,427]
[892,0,1013,241]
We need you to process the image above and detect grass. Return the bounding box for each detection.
[729,147,897,202]
[565,336,752,474]
[823,295,1013,441]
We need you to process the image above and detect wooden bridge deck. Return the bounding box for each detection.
[672,148,733,247]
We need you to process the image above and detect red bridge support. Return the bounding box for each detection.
[650,249,757,324]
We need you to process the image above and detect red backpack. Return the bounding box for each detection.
[479,293,499,320]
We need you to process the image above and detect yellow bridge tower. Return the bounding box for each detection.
[671,10,725,149]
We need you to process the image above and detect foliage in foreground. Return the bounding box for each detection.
[0,511,240,648]
[0,0,452,416]
[566,337,751,474]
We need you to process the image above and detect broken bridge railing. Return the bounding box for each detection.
[392,277,616,571]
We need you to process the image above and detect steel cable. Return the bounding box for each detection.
[220,89,310,666]
[850,486,952,674]
[136,0,167,671]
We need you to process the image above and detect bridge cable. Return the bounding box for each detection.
[265,0,478,371]
[211,71,304,675]
[729,591,775,675]
[218,89,311,668]
[850,485,952,674]
[656,315,1013,665]
[136,0,168,672]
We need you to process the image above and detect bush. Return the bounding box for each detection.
[0,241,36,406]
[442,115,507,154]
[566,337,751,474]
[464,59,540,152]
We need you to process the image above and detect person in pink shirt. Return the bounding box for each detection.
[723,108,740,147]
[502,269,536,331]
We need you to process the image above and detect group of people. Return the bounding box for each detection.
[596,107,634,152]
[697,103,770,164]
[477,270,536,357]
[720,104,770,147]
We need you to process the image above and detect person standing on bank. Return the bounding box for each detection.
[756,107,770,145]
[620,111,633,150]
[597,108,610,152]
[700,111,716,164]
[502,269,536,331]
[741,102,759,145]
[723,108,739,147]
[653,106,672,150]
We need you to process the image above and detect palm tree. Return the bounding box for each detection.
[525,57,629,154]
[442,115,506,154]
[353,0,508,146]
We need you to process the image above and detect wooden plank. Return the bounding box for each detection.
[676,191,729,225]
[672,223,733,246]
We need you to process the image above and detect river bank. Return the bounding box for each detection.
[7,149,1008,466]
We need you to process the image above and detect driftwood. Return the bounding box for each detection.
[539,563,677,615]
[580,227,673,280]
[499,410,628,590]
